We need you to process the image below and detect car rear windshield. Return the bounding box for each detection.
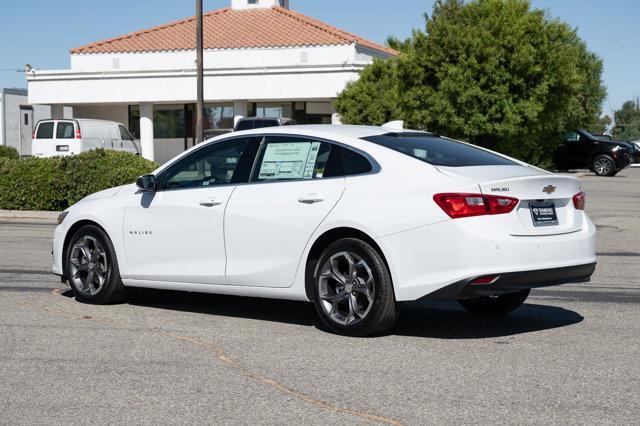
[362,133,517,167]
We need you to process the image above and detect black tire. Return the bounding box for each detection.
[458,289,530,316]
[592,155,616,176]
[65,225,127,304]
[311,238,399,337]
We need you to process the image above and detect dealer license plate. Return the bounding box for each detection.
[530,203,558,227]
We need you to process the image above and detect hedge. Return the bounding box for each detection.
[0,149,158,211]
[0,145,19,159]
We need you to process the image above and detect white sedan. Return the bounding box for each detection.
[53,125,596,336]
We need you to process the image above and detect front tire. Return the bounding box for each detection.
[312,238,399,337]
[592,155,616,176]
[458,290,530,316]
[66,225,126,304]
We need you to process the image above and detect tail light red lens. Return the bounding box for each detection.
[433,193,519,219]
[75,125,82,139]
[572,191,586,210]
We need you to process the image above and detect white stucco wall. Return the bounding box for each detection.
[69,45,362,72]
[73,104,129,125]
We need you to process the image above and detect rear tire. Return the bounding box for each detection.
[66,225,127,304]
[592,155,616,176]
[458,290,530,316]
[312,238,399,337]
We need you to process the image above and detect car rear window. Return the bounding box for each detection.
[362,133,517,167]
[36,122,54,139]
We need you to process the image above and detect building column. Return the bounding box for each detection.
[140,103,155,161]
[233,100,248,128]
[51,105,64,120]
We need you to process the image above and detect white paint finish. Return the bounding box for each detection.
[225,178,346,287]
[28,67,364,105]
[153,138,187,164]
[123,186,235,284]
[68,45,366,72]
[51,125,597,305]
[32,119,137,158]
[139,103,154,161]
[231,0,289,9]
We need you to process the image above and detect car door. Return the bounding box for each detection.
[122,136,259,284]
[225,135,346,288]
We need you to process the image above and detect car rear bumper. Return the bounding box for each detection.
[422,262,596,299]
[377,213,597,301]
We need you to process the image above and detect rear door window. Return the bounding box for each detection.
[362,133,517,167]
[36,122,54,139]
[56,122,75,139]
[252,136,343,181]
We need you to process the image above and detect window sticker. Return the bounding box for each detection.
[258,142,321,180]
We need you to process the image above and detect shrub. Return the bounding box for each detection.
[0,145,19,159]
[0,149,158,211]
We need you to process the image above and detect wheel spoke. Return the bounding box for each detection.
[344,252,356,280]
[329,256,347,284]
[351,293,368,318]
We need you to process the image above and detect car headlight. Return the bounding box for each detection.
[57,211,69,225]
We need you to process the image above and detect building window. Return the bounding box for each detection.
[129,105,186,139]
[204,104,235,130]
[255,102,292,119]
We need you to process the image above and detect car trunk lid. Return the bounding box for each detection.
[436,166,584,236]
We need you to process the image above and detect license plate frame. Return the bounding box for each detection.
[530,202,559,227]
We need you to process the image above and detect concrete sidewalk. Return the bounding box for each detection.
[0,210,60,223]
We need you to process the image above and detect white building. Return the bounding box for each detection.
[27,0,396,163]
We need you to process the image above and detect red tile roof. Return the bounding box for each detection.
[70,7,397,56]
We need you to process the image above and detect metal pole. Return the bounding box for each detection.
[195,0,204,144]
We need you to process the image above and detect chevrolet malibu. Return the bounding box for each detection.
[53,125,596,336]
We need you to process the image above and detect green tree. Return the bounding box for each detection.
[333,58,402,126]
[612,100,640,141]
[335,0,606,168]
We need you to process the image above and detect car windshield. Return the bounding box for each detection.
[362,133,517,167]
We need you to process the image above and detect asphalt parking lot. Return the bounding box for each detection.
[1,169,638,425]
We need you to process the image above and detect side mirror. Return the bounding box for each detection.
[136,174,156,192]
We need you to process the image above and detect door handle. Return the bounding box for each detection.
[298,193,325,204]
[199,198,223,207]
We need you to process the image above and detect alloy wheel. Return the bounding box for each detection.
[316,251,375,326]
[594,157,612,175]
[69,236,108,296]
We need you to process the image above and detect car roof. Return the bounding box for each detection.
[231,124,401,139]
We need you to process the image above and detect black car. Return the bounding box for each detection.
[555,129,635,176]
[233,116,296,132]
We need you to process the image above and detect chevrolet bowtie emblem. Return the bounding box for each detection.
[542,185,556,195]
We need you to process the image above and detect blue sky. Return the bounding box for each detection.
[0,0,638,115]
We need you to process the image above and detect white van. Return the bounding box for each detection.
[32,119,141,158]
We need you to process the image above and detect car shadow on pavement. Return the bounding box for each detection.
[62,289,583,338]
[393,300,584,339]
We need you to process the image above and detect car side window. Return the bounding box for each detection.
[565,131,579,142]
[118,125,133,141]
[160,138,255,190]
[252,136,343,181]
[36,122,54,139]
[342,147,373,175]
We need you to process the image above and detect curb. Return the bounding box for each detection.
[0,210,60,222]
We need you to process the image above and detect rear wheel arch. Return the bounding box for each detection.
[304,227,392,301]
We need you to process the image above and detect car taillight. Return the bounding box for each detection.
[572,191,585,210]
[75,125,82,139]
[433,193,519,219]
